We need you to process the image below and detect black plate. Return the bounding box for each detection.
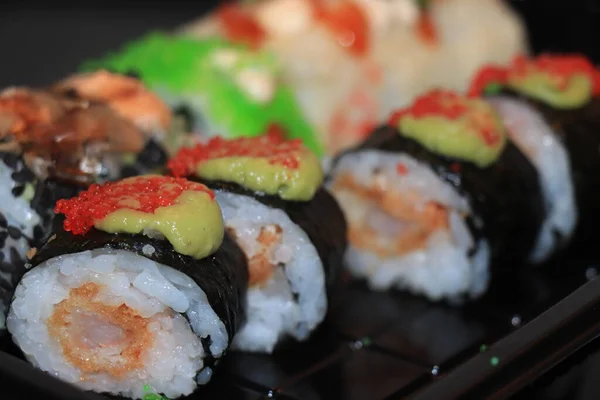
[2,1,600,399]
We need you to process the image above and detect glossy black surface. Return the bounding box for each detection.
[2,250,598,399]
[2,1,600,399]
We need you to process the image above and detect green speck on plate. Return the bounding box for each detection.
[479,344,488,352]
[490,356,500,367]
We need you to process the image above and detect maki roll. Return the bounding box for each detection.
[6,175,248,399]
[52,70,173,139]
[179,0,527,156]
[0,85,166,192]
[327,90,545,301]
[468,54,600,262]
[81,33,323,157]
[168,132,346,353]
[51,70,180,162]
[0,74,175,332]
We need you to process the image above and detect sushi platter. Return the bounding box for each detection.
[2,1,600,399]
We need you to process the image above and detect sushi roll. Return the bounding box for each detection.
[6,175,248,399]
[0,83,176,331]
[168,132,347,353]
[327,90,545,301]
[52,70,173,139]
[179,0,527,156]
[81,32,323,156]
[0,85,164,186]
[51,69,185,161]
[468,54,600,262]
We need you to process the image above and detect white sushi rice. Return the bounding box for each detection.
[214,190,326,353]
[6,249,228,399]
[488,96,577,263]
[328,150,490,301]
[154,88,221,139]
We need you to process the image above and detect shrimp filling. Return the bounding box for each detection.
[6,249,229,400]
[47,283,155,379]
[228,224,286,287]
[327,150,490,300]
[333,173,450,258]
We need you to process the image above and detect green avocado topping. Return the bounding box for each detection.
[169,134,324,201]
[392,92,507,168]
[197,150,323,201]
[507,72,592,109]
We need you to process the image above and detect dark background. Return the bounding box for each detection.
[0,0,600,87]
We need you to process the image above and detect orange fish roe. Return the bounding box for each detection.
[265,122,287,141]
[217,3,266,49]
[450,162,461,173]
[416,12,438,46]
[468,54,600,97]
[168,130,305,178]
[54,176,214,235]
[396,163,408,175]
[389,90,467,125]
[388,90,502,147]
[467,65,508,98]
[309,0,370,57]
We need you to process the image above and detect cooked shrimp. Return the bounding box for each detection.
[54,70,172,133]
[47,283,155,379]
[333,173,449,257]
[0,87,145,182]
[228,224,284,286]
[0,87,66,137]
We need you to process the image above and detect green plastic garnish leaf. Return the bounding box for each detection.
[142,385,170,400]
[483,83,503,95]
[80,32,324,156]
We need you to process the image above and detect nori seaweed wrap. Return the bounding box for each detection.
[326,90,545,302]
[469,53,600,263]
[168,132,347,353]
[5,175,248,399]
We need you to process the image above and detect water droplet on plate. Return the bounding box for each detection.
[586,267,597,281]
[431,365,440,376]
[511,315,522,327]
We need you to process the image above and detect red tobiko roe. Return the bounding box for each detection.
[396,163,408,175]
[416,12,438,46]
[388,89,502,147]
[217,3,266,49]
[467,65,508,98]
[468,54,600,97]
[54,176,214,236]
[388,90,469,126]
[309,0,370,57]
[168,130,305,178]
